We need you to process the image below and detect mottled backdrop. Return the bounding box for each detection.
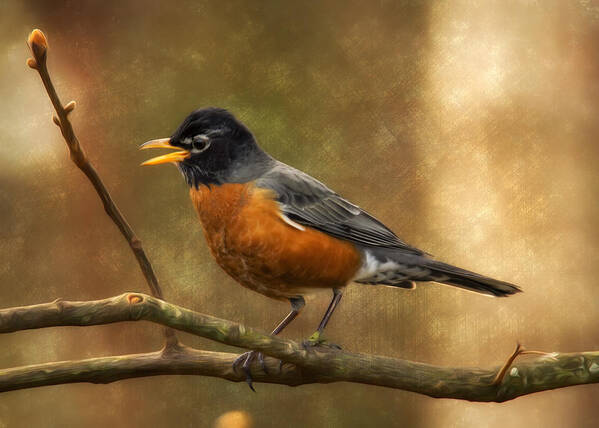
[1,1,598,427]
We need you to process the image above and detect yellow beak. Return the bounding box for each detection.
[139,138,190,166]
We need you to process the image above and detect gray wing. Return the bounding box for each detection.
[255,162,424,255]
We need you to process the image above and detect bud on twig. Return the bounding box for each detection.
[64,100,76,114]
[27,29,48,68]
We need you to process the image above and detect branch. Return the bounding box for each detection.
[1,293,598,402]
[26,29,174,344]
[0,346,312,393]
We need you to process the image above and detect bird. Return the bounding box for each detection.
[140,107,521,389]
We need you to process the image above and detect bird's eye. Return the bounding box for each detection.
[191,135,210,152]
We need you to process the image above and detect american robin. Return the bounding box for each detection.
[141,107,520,389]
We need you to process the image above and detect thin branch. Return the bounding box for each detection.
[1,293,598,402]
[0,346,312,393]
[491,343,556,386]
[26,29,175,344]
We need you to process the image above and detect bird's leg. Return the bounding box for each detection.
[304,288,343,349]
[233,296,305,391]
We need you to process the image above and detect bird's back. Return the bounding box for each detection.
[254,161,521,297]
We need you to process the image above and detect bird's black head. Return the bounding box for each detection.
[141,108,272,187]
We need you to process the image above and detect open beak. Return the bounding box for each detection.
[139,138,190,166]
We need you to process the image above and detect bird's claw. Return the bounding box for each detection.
[257,351,269,374]
[232,351,268,391]
[232,351,254,391]
[302,331,342,350]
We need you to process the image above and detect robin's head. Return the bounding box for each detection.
[141,108,270,187]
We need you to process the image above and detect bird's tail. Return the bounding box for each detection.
[421,259,521,297]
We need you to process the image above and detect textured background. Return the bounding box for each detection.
[1,1,599,427]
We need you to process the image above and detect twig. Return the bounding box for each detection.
[26,29,176,345]
[492,343,524,386]
[492,342,557,386]
[0,293,598,402]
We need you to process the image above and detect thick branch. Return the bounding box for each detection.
[1,293,598,402]
[26,29,174,343]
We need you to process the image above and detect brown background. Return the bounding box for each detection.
[1,1,599,427]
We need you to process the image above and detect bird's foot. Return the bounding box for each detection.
[232,350,268,391]
[301,331,342,350]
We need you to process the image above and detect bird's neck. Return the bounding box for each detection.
[226,146,274,183]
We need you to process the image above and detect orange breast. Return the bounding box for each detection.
[189,182,362,300]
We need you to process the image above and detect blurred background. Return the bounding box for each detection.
[1,0,598,426]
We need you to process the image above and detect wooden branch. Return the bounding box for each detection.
[26,29,175,344]
[1,293,598,402]
[0,346,312,393]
